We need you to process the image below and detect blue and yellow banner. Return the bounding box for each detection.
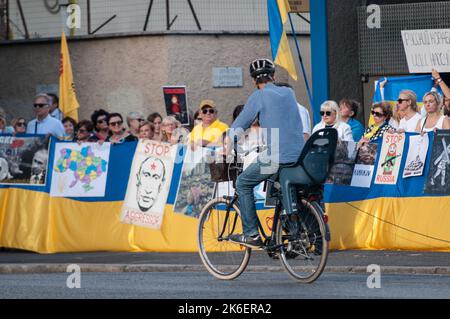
[0,135,450,253]
[267,0,298,80]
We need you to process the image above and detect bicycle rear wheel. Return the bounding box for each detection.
[276,200,329,283]
[197,198,251,280]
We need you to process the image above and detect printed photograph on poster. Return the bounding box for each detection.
[163,86,189,126]
[174,147,216,218]
[0,135,49,185]
[121,140,177,230]
[50,142,110,197]
[424,130,450,195]
[325,140,358,186]
[403,134,429,178]
[350,143,379,188]
[375,133,405,185]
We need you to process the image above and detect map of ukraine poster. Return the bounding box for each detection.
[50,142,110,197]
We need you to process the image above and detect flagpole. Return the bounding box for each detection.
[287,12,314,115]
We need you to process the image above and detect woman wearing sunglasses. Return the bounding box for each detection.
[359,102,396,146]
[312,100,354,142]
[90,109,110,141]
[75,120,99,143]
[105,113,138,144]
[396,90,421,133]
[415,91,450,134]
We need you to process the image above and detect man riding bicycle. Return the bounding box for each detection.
[227,58,305,248]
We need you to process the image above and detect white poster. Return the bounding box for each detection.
[121,140,177,230]
[50,142,110,197]
[403,134,429,178]
[401,29,450,73]
[351,164,375,188]
[350,143,379,188]
[375,133,405,185]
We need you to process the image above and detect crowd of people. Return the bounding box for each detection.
[311,69,450,149]
[2,68,450,154]
[0,94,232,149]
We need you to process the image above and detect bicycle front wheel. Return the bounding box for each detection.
[197,198,251,280]
[276,200,329,283]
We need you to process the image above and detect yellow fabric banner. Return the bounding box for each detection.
[59,31,79,121]
[1,187,449,253]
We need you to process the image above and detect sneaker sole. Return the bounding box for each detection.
[228,239,264,250]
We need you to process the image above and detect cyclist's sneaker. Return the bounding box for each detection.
[228,234,263,249]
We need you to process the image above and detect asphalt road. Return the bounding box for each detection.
[1,271,449,299]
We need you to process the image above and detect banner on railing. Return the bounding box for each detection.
[50,142,111,197]
[173,147,216,218]
[120,140,177,230]
[403,134,429,178]
[350,143,379,188]
[375,133,405,185]
[425,130,450,195]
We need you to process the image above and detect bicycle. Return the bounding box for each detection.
[197,128,338,283]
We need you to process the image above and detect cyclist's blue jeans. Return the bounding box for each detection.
[236,158,277,237]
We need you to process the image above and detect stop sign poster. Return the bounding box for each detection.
[375,133,405,185]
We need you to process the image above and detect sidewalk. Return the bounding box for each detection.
[0,248,449,274]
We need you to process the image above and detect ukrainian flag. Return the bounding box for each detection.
[268,0,298,81]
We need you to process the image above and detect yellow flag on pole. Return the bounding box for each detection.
[59,31,79,121]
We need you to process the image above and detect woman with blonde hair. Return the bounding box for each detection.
[312,100,353,141]
[397,90,422,132]
[415,91,450,134]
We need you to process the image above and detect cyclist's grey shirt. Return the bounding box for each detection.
[230,83,304,164]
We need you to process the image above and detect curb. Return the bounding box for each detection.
[1,264,450,275]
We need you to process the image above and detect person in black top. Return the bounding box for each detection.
[105,113,138,144]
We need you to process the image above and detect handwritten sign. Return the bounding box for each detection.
[401,29,450,73]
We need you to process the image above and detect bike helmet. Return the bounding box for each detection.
[249,58,275,79]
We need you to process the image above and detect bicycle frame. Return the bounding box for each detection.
[218,190,284,253]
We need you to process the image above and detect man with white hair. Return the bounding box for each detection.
[26,93,65,139]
